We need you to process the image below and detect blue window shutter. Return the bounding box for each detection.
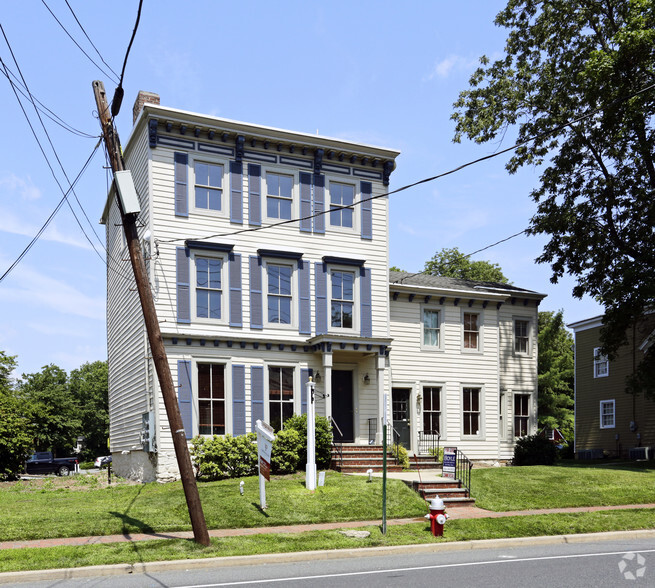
[300,368,313,415]
[230,161,243,224]
[299,259,311,335]
[360,181,372,240]
[313,174,325,234]
[249,255,263,329]
[229,252,242,327]
[360,266,372,337]
[174,152,188,217]
[177,360,193,439]
[232,364,246,435]
[315,262,328,335]
[251,366,264,431]
[299,172,312,232]
[176,247,191,323]
[248,163,261,226]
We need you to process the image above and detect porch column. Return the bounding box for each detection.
[323,352,333,422]
[376,354,386,445]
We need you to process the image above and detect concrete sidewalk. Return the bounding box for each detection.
[2,502,654,551]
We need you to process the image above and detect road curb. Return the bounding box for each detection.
[2,529,654,585]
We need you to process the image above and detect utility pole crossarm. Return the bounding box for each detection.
[92,80,210,546]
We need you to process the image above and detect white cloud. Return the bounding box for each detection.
[0,172,42,201]
[423,53,496,82]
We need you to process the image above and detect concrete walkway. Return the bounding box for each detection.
[2,503,654,551]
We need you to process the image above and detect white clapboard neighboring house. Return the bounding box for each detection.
[102,92,545,481]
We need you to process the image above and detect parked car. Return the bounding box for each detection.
[25,452,79,476]
[94,455,112,469]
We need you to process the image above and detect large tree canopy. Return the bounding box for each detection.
[424,247,509,283]
[452,1,655,391]
[69,361,109,459]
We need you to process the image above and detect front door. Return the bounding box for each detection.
[332,370,354,443]
[392,388,411,449]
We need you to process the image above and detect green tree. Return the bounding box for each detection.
[537,311,574,440]
[452,1,655,392]
[424,247,509,283]
[0,352,33,480]
[69,361,109,459]
[18,364,81,456]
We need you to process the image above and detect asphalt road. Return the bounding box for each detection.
[3,532,653,588]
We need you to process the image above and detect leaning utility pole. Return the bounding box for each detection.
[92,80,210,546]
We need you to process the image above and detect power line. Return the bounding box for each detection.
[64,0,120,81]
[40,0,119,84]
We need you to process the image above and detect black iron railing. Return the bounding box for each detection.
[418,430,441,457]
[455,449,473,496]
[367,418,377,445]
[330,416,344,469]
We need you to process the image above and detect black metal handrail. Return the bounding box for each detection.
[367,418,377,445]
[455,449,473,496]
[418,430,441,457]
[387,424,402,465]
[330,416,344,469]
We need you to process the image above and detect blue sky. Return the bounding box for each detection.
[0,1,602,376]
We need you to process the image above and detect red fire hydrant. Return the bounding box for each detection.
[425,496,448,536]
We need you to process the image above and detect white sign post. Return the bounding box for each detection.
[306,377,317,491]
[255,419,275,509]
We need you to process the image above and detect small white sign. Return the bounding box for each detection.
[318,471,326,487]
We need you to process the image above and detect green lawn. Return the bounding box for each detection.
[0,472,426,542]
[472,461,655,511]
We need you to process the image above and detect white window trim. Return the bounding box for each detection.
[513,392,531,437]
[189,155,229,218]
[513,317,531,356]
[327,178,358,234]
[192,357,232,437]
[599,399,615,429]
[421,384,444,438]
[262,258,297,330]
[265,363,298,429]
[461,385,485,439]
[461,309,484,353]
[420,306,443,351]
[191,250,229,325]
[263,168,298,223]
[328,265,360,333]
[594,347,609,378]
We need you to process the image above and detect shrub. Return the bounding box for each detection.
[512,434,558,466]
[271,428,301,474]
[428,447,444,462]
[282,414,333,470]
[392,443,410,469]
[191,433,257,480]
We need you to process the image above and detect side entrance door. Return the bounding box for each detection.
[392,388,411,449]
[332,370,354,443]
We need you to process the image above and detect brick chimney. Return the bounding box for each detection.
[132,91,160,124]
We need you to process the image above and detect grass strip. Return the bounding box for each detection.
[1,508,654,574]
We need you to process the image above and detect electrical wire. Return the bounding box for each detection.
[40,0,119,84]
[118,0,143,89]
[64,0,120,81]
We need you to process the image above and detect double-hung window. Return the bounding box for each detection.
[269,366,294,431]
[330,270,354,329]
[423,309,440,347]
[514,319,529,354]
[195,257,223,319]
[194,161,223,211]
[329,182,354,228]
[198,363,225,435]
[463,387,481,436]
[463,312,480,350]
[267,263,293,325]
[266,172,293,220]
[594,347,609,378]
[600,399,615,428]
[514,394,530,437]
[423,386,441,435]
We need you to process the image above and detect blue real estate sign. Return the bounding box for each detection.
[443,447,457,479]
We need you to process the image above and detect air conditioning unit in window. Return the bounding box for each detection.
[141,411,157,453]
[629,447,651,460]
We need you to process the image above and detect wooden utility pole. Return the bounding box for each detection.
[92,80,210,546]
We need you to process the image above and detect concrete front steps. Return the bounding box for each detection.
[410,478,475,508]
[331,445,404,473]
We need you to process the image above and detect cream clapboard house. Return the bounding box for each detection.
[102,92,545,481]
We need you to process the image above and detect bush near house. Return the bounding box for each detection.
[512,434,558,466]
[282,414,333,470]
